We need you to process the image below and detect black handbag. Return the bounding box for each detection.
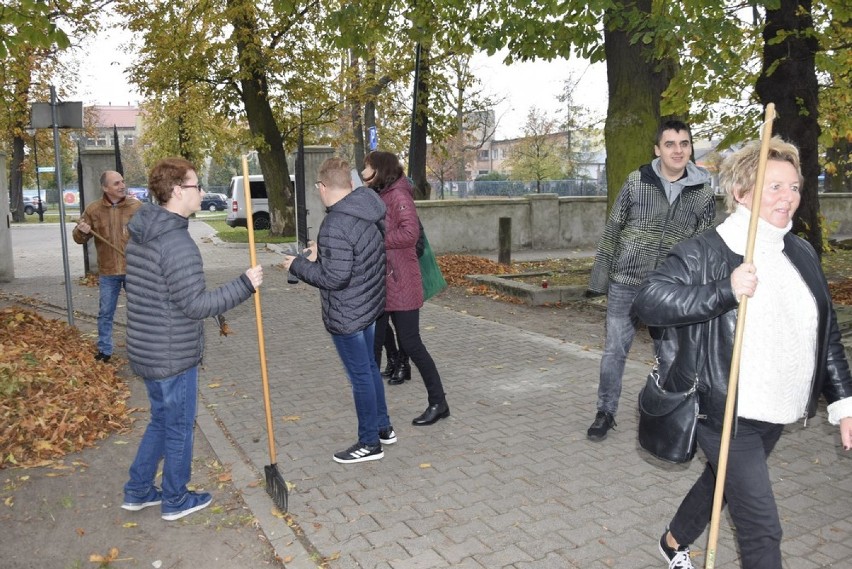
[638,352,700,464]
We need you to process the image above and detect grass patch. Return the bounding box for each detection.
[203,219,295,244]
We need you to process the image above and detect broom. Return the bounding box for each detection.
[704,102,776,568]
[241,154,289,512]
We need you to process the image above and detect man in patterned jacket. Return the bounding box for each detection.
[586,120,716,441]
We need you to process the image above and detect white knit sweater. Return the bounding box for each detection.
[716,206,817,424]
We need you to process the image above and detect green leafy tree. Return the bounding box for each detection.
[504,107,564,192]
[469,0,679,209]
[557,72,603,179]
[121,0,339,235]
[1,1,99,222]
[0,0,70,58]
[818,3,852,192]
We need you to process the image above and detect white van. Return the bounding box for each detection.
[225,174,295,230]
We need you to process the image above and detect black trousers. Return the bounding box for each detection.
[374,310,446,406]
[382,320,407,362]
[670,418,784,569]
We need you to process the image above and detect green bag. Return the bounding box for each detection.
[419,232,447,301]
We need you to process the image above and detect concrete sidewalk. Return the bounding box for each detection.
[4,221,852,568]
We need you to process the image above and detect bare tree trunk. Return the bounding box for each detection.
[409,42,431,200]
[755,0,822,254]
[229,0,293,237]
[9,135,25,223]
[602,0,676,211]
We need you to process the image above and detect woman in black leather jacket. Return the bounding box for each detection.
[634,138,852,569]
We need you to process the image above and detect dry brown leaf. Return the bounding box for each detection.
[0,308,132,469]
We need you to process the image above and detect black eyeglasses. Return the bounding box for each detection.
[314,180,325,190]
[180,184,203,192]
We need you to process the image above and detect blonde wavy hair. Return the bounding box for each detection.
[721,136,802,213]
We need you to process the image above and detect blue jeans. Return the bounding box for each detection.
[97,275,125,355]
[670,419,785,569]
[332,323,391,445]
[124,367,198,506]
[596,282,676,416]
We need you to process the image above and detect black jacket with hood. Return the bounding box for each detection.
[289,186,386,335]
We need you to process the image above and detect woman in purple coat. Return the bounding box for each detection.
[363,151,450,426]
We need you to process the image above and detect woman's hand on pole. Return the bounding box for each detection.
[730,262,757,300]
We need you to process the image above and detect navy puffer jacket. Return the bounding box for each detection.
[125,203,255,379]
[289,186,386,335]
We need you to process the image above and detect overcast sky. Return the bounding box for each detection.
[68,27,608,141]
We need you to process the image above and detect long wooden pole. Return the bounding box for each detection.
[241,156,278,465]
[88,228,125,257]
[705,103,776,568]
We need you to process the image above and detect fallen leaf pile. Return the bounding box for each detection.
[829,279,852,305]
[436,254,516,287]
[0,307,132,469]
[436,254,527,302]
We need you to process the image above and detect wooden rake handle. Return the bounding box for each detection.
[705,102,776,569]
[241,156,278,466]
[88,228,125,257]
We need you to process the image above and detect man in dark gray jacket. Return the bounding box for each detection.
[122,158,263,520]
[586,120,716,442]
[283,157,392,464]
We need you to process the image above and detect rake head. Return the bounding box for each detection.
[264,463,289,512]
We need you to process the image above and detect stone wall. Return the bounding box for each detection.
[419,193,852,254]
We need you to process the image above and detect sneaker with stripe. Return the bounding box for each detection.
[333,442,383,464]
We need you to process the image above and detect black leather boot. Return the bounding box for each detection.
[388,359,411,385]
[412,401,450,426]
[381,353,398,378]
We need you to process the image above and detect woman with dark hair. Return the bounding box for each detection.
[363,150,450,426]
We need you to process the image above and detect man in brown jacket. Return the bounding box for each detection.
[73,170,142,362]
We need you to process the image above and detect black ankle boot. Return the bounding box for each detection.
[381,354,399,378]
[388,359,411,385]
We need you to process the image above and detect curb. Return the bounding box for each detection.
[467,273,585,305]
[197,398,320,569]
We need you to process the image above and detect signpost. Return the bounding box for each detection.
[368,126,378,151]
[30,87,83,326]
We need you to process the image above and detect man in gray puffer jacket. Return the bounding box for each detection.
[122,157,263,521]
[283,157,393,465]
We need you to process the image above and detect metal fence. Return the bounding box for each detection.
[430,179,606,199]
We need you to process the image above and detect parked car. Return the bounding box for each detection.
[225,174,295,230]
[22,196,47,215]
[200,193,227,211]
[127,187,149,202]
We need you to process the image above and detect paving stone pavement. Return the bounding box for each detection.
[5,221,852,568]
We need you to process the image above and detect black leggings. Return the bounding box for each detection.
[374,310,446,405]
